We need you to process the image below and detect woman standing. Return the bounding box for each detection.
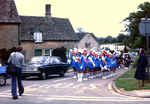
[134,48,147,88]
[7,46,26,99]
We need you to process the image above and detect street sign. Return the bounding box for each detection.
[139,21,150,36]
[139,18,150,81]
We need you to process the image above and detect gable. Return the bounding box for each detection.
[76,33,100,45]
[0,0,21,23]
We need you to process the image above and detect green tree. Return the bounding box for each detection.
[52,46,66,58]
[133,36,142,48]
[123,2,150,49]
[123,37,129,46]
[117,34,127,43]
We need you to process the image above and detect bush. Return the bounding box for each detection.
[52,46,67,62]
[132,56,139,68]
[0,47,16,64]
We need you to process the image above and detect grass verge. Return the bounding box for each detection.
[114,67,150,91]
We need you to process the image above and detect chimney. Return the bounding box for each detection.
[45,4,51,18]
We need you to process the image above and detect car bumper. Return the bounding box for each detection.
[22,71,41,77]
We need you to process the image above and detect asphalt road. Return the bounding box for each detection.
[0,66,150,104]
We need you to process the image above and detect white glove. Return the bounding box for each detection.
[80,66,83,69]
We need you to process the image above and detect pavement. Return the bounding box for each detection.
[68,68,150,98]
[112,81,150,98]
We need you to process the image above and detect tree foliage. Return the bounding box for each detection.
[123,2,150,49]
[0,47,16,64]
[98,36,116,44]
[52,46,66,58]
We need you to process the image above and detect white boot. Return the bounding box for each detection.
[80,73,83,82]
[73,72,77,78]
[77,73,80,82]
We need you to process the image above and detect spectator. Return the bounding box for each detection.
[7,46,26,99]
[134,48,147,88]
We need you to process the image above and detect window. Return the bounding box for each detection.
[34,32,42,42]
[44,50,52,56]
[50,57,60,64]
[35,49,42,56]
[85,43,91,48]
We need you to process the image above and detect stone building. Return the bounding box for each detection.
[0,0,79,63]
[0,0,21,49]
[76,33,101,52]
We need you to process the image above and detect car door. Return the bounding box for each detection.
[49,57,58,74]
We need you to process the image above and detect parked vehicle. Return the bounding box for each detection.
[22,56,69,80]
[0,62,11,86]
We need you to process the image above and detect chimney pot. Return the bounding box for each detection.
[45,4,51,18]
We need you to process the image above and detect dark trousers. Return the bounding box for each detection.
[11,67,24,98]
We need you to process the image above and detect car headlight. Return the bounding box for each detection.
[34,67,38,71]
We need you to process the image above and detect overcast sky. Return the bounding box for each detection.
[14,0,150,37]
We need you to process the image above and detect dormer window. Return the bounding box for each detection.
[34,28,42,42]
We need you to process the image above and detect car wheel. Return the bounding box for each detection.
[59,70,65,77]
[22,76,27,80]
[0,75,6,86]
[39,71,47,80]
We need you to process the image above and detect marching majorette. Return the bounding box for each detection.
[111,53,118,76]
[100,50,108,79]
[105,52,113,78]
[124,54,130,69]
[76,48,85,82]
[83,48,88,80]
[70,49,78,78]
[87,50,95,78]
[93,52,100,77]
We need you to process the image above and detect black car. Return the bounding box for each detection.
[22,56,69,80]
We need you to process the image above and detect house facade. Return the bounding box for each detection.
[76,33,101,52]
[0,0,79,63]
[0,0,21,49]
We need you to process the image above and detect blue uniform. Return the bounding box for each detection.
[83,55,88,68]
[76,55,85,70]
[101,56,107,67]
[87,54,95,69]
[111,55,118,68]
[71,55,77,68]
[94,57,100,68]
[106,57,112,69]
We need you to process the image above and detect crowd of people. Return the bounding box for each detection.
[70,47,131,82]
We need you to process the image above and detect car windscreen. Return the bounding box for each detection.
[29,56,50,64]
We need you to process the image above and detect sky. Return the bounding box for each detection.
[14,0,150,37]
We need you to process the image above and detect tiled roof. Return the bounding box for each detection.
[20,16,79,41]
[76,33,101,45]
[0,0,21,23]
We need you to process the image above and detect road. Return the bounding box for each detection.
[0,67,150,104]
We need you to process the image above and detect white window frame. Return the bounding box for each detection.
[34,32,42,42]
[44,49,52,56]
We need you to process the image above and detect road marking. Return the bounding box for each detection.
[72,83,84,88]
[0,93,150,101]
[25,84,40,88]
[53,77,73,82]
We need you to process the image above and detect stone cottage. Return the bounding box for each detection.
[0,0,79,63]
[76,33,101,52]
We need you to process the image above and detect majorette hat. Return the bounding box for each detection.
[73,51,76,54]
[78,46,82,53]
[83,48,87,53]
[102,50,107,55]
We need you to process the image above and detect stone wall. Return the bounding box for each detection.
[21,41,77,63]
[0,24,19,49]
